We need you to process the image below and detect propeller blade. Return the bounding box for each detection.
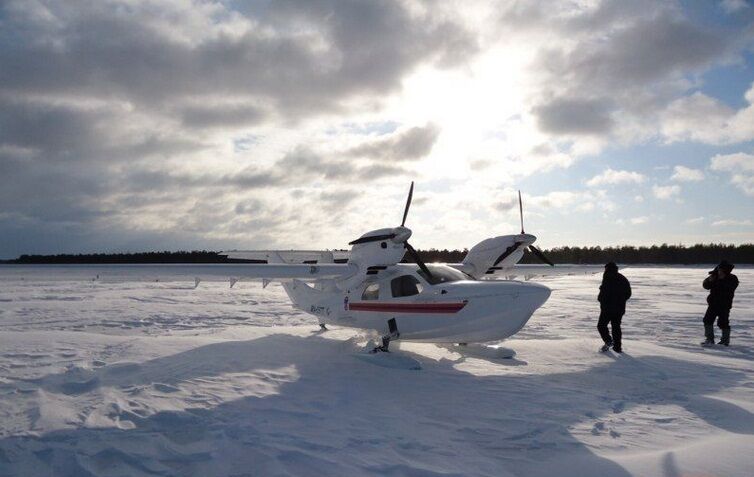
[492,241,523,267]
[348,233,396,245]
[405,241,433,280]
[401,181,414,227]
[528,245,554,267]
[518,190,524,234]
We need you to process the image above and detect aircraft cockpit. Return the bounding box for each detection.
[359,264,474,301]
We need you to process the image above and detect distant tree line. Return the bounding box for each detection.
[413,243,754,265]
[2,251,239,264]
[2,243,752,265]
[521,243,754,265]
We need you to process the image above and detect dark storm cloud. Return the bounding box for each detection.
[179,104,267,129]
[113,145,408,197]
[0,98,109,157]
[271,146,409,181]
[0,97,206,163]
[533,97,615,135]
[265,146,409,182]
[346,123,441,161]
[539,12,728,91]
[0,0,471,256]
[501,0,742,138]
[0,0,476,114]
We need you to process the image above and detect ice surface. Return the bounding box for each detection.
[0,265,752,476]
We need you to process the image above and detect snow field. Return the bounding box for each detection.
[0,265,751,476]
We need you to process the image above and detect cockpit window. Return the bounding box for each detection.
[391,275,423,298]
[361,283,380,300]
[417,264,472,285]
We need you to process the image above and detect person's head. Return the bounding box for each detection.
[717,260,734,277]
[604,262,618,274]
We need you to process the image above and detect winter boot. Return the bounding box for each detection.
[600,338,613,353]
[718,328,730,346]
[701,325,715,347]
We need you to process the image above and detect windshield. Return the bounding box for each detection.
[417,264,473,285]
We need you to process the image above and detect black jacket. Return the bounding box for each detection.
[598,271,632,315]
[703,273,738,310]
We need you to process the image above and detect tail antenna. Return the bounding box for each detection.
[518,190,524,234]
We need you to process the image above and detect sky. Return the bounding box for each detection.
[1,0,753,258]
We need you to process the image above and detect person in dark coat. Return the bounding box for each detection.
[701,260,739,347]
[597,262,632,353]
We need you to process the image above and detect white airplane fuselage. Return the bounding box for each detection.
[282,264,551,343]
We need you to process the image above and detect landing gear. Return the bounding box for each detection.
[372,318,400,353]
[319,323,328,331]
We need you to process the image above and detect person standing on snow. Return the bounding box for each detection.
[597,262,632,353]
[701,260,739,347]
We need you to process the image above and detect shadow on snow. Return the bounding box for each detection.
[2,333,753,477]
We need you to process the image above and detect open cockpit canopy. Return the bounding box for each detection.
[416,264,474,285]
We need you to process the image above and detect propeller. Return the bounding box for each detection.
[348,181,434,279]
[528,244,554,267]
[401,181,413,227]
[518,190,524,234]
[493,191,555,268]
[404,241,433,280]
[492,242,523,267]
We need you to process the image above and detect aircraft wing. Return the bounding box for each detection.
[222,250,350,263]
[483,264,604,280]
[231,263,356,281]
[447,263,604,280]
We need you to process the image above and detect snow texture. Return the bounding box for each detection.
[0,264,752,476]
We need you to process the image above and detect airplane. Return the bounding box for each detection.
[222,183,555,353]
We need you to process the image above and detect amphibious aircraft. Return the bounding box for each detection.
[222,184,554,352]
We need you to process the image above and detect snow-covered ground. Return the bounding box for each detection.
[0,265,752,476]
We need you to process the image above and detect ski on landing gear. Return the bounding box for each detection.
[371,318,400,353]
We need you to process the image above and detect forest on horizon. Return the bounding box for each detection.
[2,243,753,265]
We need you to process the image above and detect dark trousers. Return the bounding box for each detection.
[703,306,730,330]
[598,311,623,350]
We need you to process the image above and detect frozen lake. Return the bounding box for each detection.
[0,265,752,476]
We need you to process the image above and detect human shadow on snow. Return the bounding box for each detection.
[2,333,753,477]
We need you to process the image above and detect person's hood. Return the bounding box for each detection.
[718,260,734,273]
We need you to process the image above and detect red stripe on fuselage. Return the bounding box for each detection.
[348,302,467,313]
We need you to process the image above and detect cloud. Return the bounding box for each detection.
[671,165,704,182]
[710,152,754,196]
[534,97,614,135]
[508,0,746,154]
[586,168,645,186]
[652,184,681,199]
[710,152,754,172]
[711,219,753,226]
[659,86,754,145]
[494,192,519,212]
[0,0,753,255]
[630,216,649,225]
[721,0,749,14]
[685,217,705,225]
[527,189,615,212]
[0,0,477,116]
[179,103,266,129]
[0,0,478,255]
[529,6,730,93]
[345,124,441,161]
